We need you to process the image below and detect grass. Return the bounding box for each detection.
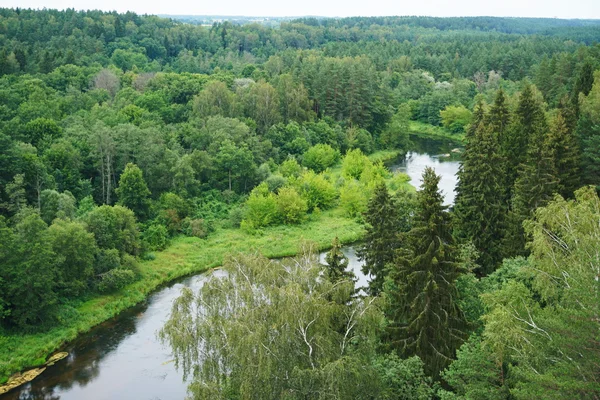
[409,121,465,142]
[0,209,364,384]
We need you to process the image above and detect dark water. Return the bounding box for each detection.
[2,135,460,400]
[390,135,462,205]
[2,251,366,400]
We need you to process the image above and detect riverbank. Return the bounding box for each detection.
[409,121,465,142]
[0,149,402,386]
[0,209,364,385]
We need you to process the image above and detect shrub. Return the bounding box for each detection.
[279,157,302,178]
[340,180,368,218]
[265,174,287,192]
[275,187,308,224]
[342,149,371,180]
[294,171,338,212]
[302,144,340,173]
[142,224,170,251]
[97,268,136,293]
[181,218,211,239]
[241,183,280,230]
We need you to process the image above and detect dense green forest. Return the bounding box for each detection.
[0,8,600,398]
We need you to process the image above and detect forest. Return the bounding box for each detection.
[0,8,599,399]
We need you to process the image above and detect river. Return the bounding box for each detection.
[2,135,461,400]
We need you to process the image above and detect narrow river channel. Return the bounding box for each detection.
[2,135,461,400]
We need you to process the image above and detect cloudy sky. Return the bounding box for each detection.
[3,0,600,19]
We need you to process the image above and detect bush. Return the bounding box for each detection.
[181,218,211,238]
[340,180,368,218]
[142,224,170,251]
[440,105,472,133]
[279,157,302,178]
[241,183,280,230]
[265,174,287,192]
[275,187,308,224]
[294,171,338,212]
[228,206,245,228]
[302,144,340,173]
[97,268,136,293]
[342,148,371,180]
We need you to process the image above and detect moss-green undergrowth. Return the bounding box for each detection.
[0,209,364,384]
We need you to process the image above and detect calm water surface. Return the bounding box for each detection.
[3,135,460,400]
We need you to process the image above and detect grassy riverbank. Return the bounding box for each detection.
[0,209,364,384]
[0,148,404,385]
[409,121,465,142]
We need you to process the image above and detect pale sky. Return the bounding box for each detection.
[1,0,599,19]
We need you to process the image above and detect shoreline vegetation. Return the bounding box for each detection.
[409,121,465,142]
[0,148,406,386]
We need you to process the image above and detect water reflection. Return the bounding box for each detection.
[390,135,462,205]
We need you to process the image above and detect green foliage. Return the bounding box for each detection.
[40,189,76,224]
[241,183,279,230]
[385,168,467,377]
[159,245,383,399]
[275,187,308,224]
[116,163,151,220]
[359,183,405,295]
[341,148,371,180]
[293,171,338,212]
[142,224,170,251]
[97,268,136,293]
[440,105,473,133]
[339,179,369,218]
[302,144,340,173]
[373,354,434,400]
[48,219,97,298]
[279,157,302,178]
[84,205,140,256]
[323,237,353,283]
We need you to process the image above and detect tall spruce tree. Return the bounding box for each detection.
[487,89,512,208]
[385,167,467,377]
[454,120,507,274]
[500,84,540,201]
[505,88,556,257]
[547,108,580,198]
[358,183,401,296]
[578,71,600,191]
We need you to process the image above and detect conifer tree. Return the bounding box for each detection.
[358,183,401,296]
[547,108,580,198]
[505,91,556,257]
[324,237,353,283]
[386,167,467,377]
[500,84,542,201]
[454,117,507,274]
[487,89,512,207]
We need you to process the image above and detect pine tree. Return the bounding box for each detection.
[324,237,353,283]
[358,183,401,296]
[386,167,467,377]
[570,60,595,122]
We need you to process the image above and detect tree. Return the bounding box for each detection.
[454,100,507,274]
[578,71,600,191]
[440,105,473,134]
[0,213,58,329]
[546,109,580,198]
[48,219,97,298]
[506,90,556,257]
[301,144,340,173]
[84,205,140,256]
[275,186,308,224]
[323,237,353,283]
[159,246,382,399]
[380,103,411,149]
[358,183,402,296]
[243,80,281,133]
[481,188,600,399]
[385,167,467,377]
[116,163,151,220]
